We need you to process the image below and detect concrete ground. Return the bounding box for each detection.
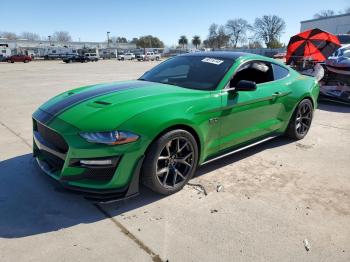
[0,60,349,262]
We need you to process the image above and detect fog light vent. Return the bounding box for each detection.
[80,159,113,166]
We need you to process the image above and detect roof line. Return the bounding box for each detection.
[301,13,350,23]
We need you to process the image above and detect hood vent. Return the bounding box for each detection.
[93,101,111,106]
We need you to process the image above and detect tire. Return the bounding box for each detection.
[141,129,199,195]
[285,99,313,140]
[11,60,14,63]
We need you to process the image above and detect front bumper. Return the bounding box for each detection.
[32,109,145,201]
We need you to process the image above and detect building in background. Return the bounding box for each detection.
[300,13,350,35]
[0,38,136,58]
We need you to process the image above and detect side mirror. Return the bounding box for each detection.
[234,80,257,91]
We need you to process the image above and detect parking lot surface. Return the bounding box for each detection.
[0,60,349,262]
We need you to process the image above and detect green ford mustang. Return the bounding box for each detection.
[33,52,319,198]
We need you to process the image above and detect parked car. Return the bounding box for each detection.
[117,53,125,61]
[100,52,116,59]
[63,54,89,63]
[325,44,350,75]
[7,54,32,63]
[137,52,161,61]
[84,53,99,62]
[124,53,136,60]
[33,52,319,199]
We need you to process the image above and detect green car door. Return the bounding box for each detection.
[218,60,291,151]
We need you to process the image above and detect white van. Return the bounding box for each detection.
[85,53,99,62]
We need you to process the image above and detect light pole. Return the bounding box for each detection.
[48,35,51,46]
[107,31,110,48]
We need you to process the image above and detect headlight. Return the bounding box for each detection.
[80,131,139,145]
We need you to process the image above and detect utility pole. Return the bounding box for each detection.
[48,35,51,46]
[107,31,110,48]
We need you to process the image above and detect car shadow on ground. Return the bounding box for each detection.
[0,137,293,238]
[318,101,350,113]
[0,154,163,239]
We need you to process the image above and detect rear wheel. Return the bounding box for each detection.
[286,99,313,140]
[142,130,198,195]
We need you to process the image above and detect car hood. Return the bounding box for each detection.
[39,80,204,131]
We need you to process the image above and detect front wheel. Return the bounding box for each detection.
[285,99,313,140]
[142,130,199,195]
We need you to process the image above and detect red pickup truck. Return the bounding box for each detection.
[7,54,32,63]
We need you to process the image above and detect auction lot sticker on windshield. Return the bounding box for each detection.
[201,57,224,65]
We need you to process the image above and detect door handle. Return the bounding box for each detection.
[271,92,281,100]
[272,92,282,97]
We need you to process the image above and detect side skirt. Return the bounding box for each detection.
[201,135,278,165]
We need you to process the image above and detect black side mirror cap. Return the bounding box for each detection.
[233,80,257,91]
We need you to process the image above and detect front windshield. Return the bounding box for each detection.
[139,56,234,90]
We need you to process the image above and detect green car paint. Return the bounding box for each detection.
[33,52,319,193]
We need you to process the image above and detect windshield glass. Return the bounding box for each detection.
[139,56,234,90]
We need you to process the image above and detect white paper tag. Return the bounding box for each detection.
[201,57,224,65]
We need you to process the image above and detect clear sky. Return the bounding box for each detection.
[1,0,349,46]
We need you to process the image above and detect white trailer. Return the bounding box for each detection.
[43,47,77,59]
[0,44,12,57]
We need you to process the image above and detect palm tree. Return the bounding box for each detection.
[192,35,201,49]
[178,35,188,49]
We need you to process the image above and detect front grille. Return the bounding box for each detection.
[82,167,116,181]
[34,120,68,153]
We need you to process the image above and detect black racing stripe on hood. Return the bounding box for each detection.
[42,81,153,122]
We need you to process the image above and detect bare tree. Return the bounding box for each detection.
[0,31,18,40]
[21,32,40,41]
[253,15,286,48]
[345,7,350,13]
[208,23,219,39]
[52,31,72,42]
[216,25,230,48]
[314,10,335,18]
[205,23,229,48]
[225,18,251,48]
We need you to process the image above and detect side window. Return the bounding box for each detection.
[272,64,289,80]
[231,61,273,86]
